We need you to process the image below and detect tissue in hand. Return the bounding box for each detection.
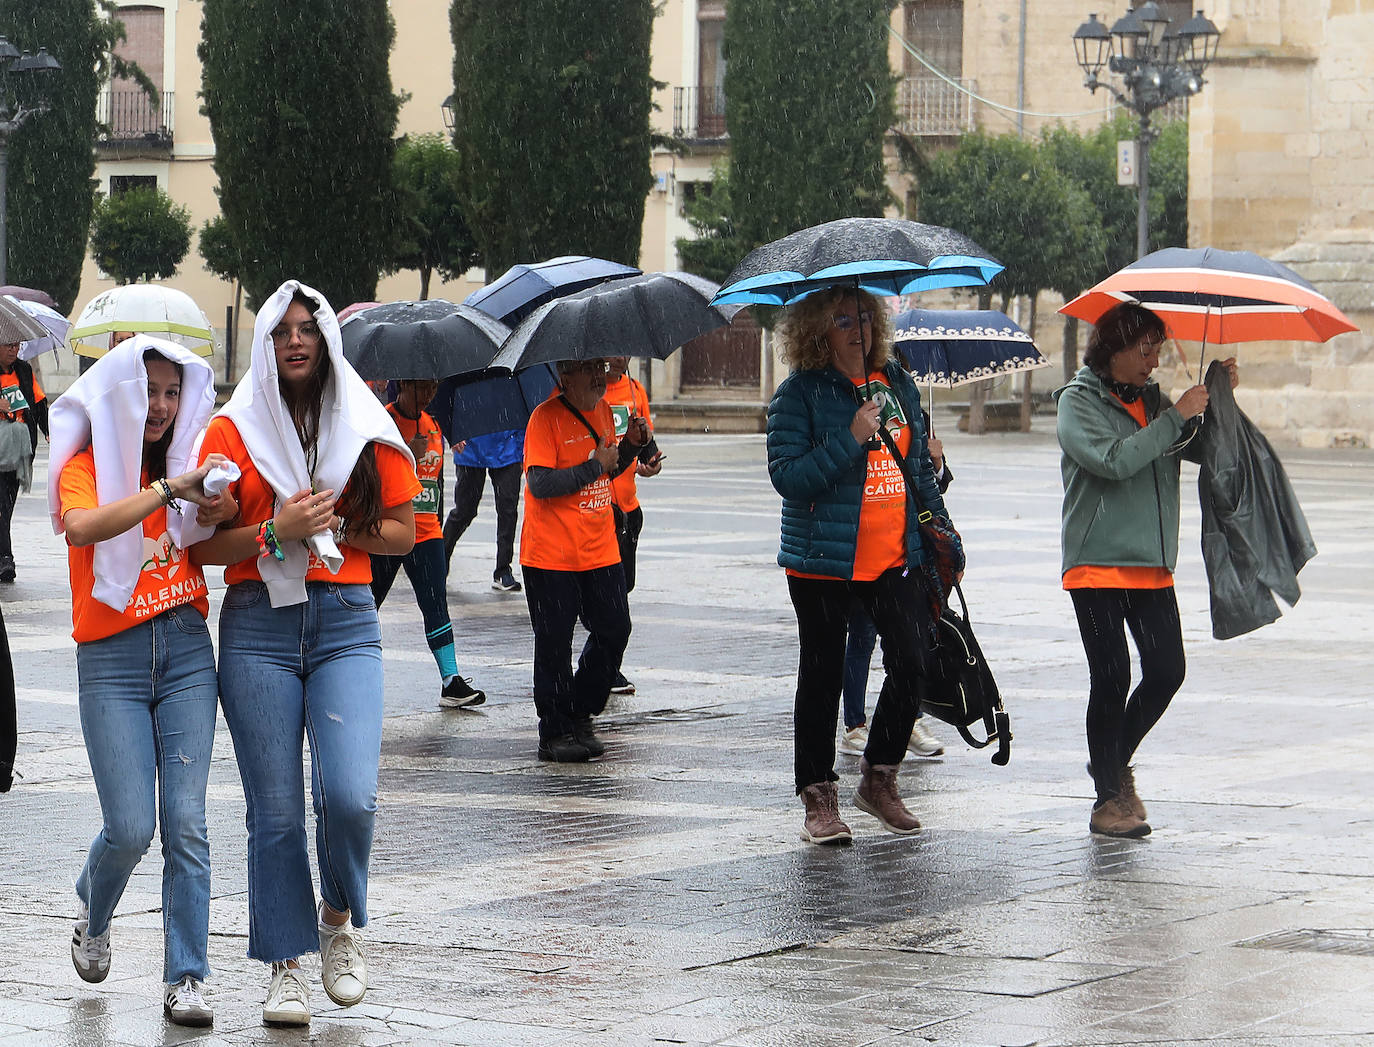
[202,461,242,497]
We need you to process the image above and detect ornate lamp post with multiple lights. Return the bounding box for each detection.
[1073,4,1220,259]
[0,40,61,284]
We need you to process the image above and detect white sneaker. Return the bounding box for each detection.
[907,718,945,757]
[71,900,111,983]
[319,909,367,1007]
[838,724,869,756]
[262,962,311,1026]
[163,976,213,1027]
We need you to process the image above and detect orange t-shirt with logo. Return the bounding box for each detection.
[1062,393,1174,591]
[0,370,42,422]
[59,449,211,643]
[519,393,620,572]
[198,416,421,586]
[385,403,444,544]
[604,373,652,513]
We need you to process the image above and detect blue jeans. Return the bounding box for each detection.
[75,607,218,983]
[218,581,383,963]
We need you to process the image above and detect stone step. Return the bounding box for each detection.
[651,399,766,434]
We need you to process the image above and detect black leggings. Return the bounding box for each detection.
[1070,587,1186,804]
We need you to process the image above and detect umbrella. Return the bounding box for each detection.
[0,295,52,345]
[70,284,216,358]
[0,285,56,309]
[490,271,741,372]
[339,299,511,380]
[337,301,381,322]
[9,297,70,360]
[431,363,560,445]
[1060,247,1359,347]
[465,255,641,325]
[711,217,1003,306]
[893,309,1048,387]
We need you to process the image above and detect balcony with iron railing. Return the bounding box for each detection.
[672,85,727,142]
[96,88,173,149]
[895,77,976,137]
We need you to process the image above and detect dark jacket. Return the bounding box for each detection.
[1197,360,1316,640]
[766,360,954,578]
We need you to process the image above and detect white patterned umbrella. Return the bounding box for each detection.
[70,284,216,358]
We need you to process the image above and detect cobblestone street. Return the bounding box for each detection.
[1,424,1371,1046]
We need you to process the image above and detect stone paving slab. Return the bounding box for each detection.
[2,429,1372,1045]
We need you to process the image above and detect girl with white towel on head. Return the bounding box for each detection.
[193,280,417,1027]
[49,335,238,1027]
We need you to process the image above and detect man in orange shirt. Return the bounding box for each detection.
[520,358,648,762]
[0,340,48,583]
[601,357,663,696]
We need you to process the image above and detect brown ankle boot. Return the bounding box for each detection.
[854,759,921,835]
[1089,795,1150,838]
[1118,765,1146,821]
[799,781,852,844]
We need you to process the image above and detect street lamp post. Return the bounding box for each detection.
[1073,4,1220,259]
[0,40,60,285]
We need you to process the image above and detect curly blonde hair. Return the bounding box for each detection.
[776,286,893,373]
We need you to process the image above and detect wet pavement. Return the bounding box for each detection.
[1,424,1372,1046]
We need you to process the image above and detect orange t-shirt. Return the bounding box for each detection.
[385,403,444,544]
[519,393,620,572]
[0,370,42,422]
[604,374,652,513]
[1062,393,1174,591]
[198,416,421,586]
[59,449,210,643]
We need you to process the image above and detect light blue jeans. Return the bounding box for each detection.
[75,607,218,983]
[217,580,383,963]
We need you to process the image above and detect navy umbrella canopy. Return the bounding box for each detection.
[892,309,1048,387]
[339,299,510,380]
[464,255,641,325]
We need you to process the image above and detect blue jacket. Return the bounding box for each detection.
[454,428,524,469]
[766,361,954,578]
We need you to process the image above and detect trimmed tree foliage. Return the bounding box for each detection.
[199,0,400,309]
[89,186,192,284]
[450,0,656,276]
[0,0,144,311]
[724,0,897,254]
[386,133,480,300]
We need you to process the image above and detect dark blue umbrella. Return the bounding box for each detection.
[711,218,1003,306]
[892,309,1048,387]
[464,255,641,324]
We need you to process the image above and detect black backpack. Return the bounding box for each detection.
[921,584,1011,765]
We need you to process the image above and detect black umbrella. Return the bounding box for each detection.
[340,299,511,380]
[489,271,740,372]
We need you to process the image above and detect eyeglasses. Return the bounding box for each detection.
[271,322,322,345]
[564,360,609,374]
[832,312,873,331]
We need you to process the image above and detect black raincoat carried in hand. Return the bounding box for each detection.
[1197,359,1317,640]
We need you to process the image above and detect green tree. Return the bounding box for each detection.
[450,0,656,276]
[88,186,192,283]
[674,160,743,284]
[0,0,151,311]
[199,0,400,309]
[387,133,480,300]
[724,0,897,254]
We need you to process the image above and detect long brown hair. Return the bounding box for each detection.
[279,291,384,536]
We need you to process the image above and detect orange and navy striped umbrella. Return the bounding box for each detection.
[1060,247,1358,344]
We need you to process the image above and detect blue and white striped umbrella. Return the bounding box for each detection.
[892,308,1048,387]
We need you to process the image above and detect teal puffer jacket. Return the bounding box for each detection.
[1053,366,1190,575]
[766,361,952,578]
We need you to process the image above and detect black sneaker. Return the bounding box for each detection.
[0,556,14,583]
[439,677,486,709]
[609,672,635,695]
[573,717,605,758]
[537,733,591,762]
[491,570,522,593]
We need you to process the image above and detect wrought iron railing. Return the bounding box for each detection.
[895,77,976,137]
[672,85,727,140]
[97,88,173,145]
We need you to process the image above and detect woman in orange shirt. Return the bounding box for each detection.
[195,283,418,1027]
[51,336,235,1026]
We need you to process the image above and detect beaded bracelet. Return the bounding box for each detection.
[256,520,286,562]
[154,477,182,515]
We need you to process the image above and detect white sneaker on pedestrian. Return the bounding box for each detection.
[907,718,945,757]
[71,900,111,983]
[838,724,869,756]
[318,908,367,1007]
[163,975,213,1027]
[262,961,311,1026]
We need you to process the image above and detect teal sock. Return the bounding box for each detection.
[432,641,459,681]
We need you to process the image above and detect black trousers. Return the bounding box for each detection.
[0,604,14,790]
[523,563,631,740]
[442,462,522,577]
[0,470,19,561]
[1070,587,1187,804]
[614,505,644,593]
[787,567,932,793]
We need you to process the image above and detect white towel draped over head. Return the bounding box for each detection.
[219,279,413,607]
[47,334,218,613]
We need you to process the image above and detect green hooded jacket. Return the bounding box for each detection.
[1053,366,1190,576]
